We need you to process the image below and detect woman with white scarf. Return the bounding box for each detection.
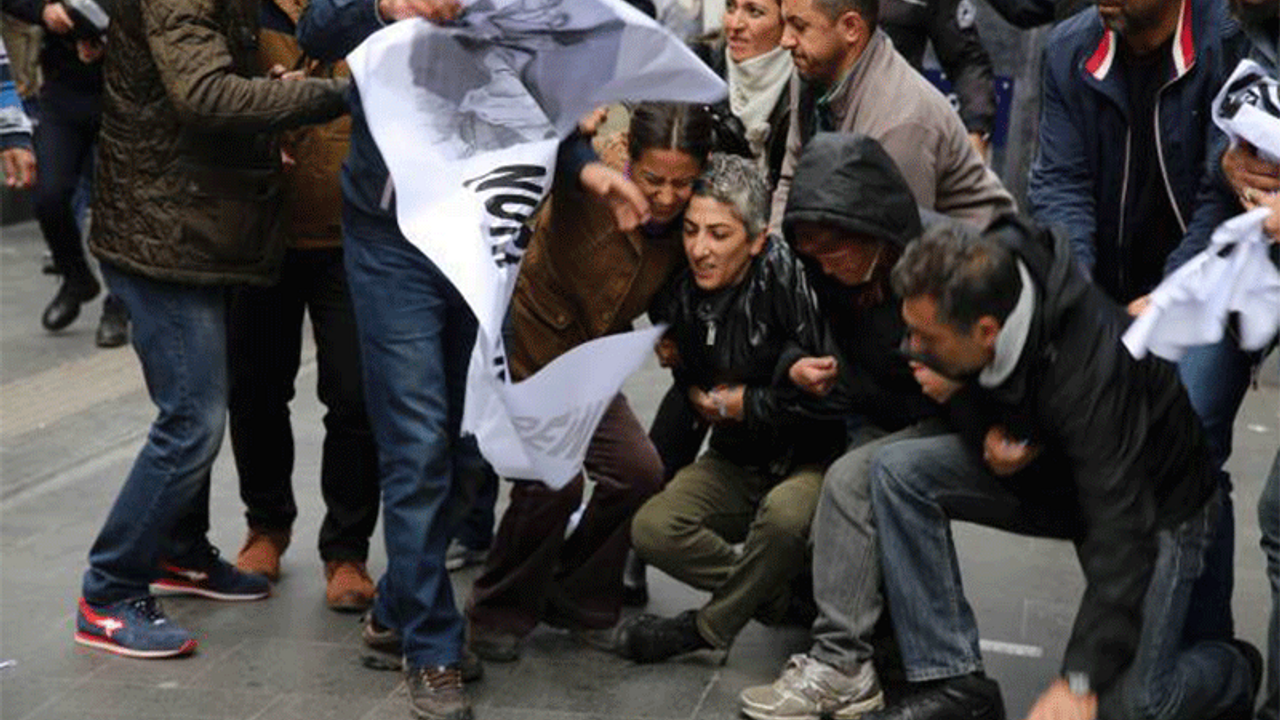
[691,0,793,190]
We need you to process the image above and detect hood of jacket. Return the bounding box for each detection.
[782,132,923,249]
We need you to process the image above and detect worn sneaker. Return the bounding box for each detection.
[445,541,488,572]
[325,560,374,613]
[74,596,198,659]
[618,610,712,663]
[151,547,271,601]
[362,613,482,682]
[235,527,291,581]
[405,664,472,720]
[741,655,885,720]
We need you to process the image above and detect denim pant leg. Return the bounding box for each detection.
[1099,491,1256,720]
[228,251,306,533]
[869,433,990,681]
[1178,335,1255,641]
[82,264,228,604]
[306,248,380,562]
[870,433,1078,681]
[344,213,471,668]
[1259,449,1280,720]
[809,420,945,674]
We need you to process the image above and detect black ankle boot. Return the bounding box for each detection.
[95,294,129,348]
[42,274,101,331]
[619,610,712,663]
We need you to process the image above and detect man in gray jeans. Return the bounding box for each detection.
[738,133,947,719]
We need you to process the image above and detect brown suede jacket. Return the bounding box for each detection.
[507,144,683,381]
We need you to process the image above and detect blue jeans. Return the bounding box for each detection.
[870,433,1256,720]
[1178,335,1256,641]
[1260,449,1280,720]
[343,207,476,668]
[82,264,229,604]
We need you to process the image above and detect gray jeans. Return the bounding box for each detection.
[809,419,946,673]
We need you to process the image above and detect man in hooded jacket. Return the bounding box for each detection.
[739,133,945,720]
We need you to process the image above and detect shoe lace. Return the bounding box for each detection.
[414,665,463,692]
[781,654,842,701]
[128,596,169,625]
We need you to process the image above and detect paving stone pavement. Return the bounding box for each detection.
[1,219,1275,720]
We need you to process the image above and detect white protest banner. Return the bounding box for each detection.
[346,0,726,488]
[1123,207,1280,361]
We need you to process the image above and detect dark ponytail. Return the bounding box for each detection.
[628,102,714,167]
[626,102,755,167]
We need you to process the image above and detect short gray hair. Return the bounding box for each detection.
[692,153,769,237]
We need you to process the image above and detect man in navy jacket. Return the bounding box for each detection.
[1027,0,1252,644]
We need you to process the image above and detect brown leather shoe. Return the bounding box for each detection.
[325,560,375,613]
[405,665,472,720]
[235,528,291,581]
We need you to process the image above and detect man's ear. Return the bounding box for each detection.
[974,316,1002,352]
[835,8,869,45]
[749,230,769,256]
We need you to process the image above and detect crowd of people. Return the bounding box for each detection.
[1,0,1277,719]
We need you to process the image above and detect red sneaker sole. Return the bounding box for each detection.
[149,580,269,602]
[73,631,197,659]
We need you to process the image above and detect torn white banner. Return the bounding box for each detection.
[346,0,725,487]
[1213,59,1280,163]
[1123,207,1280,361]
[465,325,668,483]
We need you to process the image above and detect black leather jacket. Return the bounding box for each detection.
[651,237,846,477]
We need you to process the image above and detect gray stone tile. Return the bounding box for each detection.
[0,671,77,720]
[242,692,383,720]
[470,633,709,717]
[22,682,275,719]
[188,638,403,698]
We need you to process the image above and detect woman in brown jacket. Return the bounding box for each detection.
[465,102,717,660]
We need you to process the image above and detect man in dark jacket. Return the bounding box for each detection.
[2,0,129,345]
[1027,0,1252,646]
[862,218,1260,720]
[740,133,942,720]
[73,0,347,659]
[1028,0,1244,306]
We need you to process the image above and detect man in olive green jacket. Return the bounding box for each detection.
[74,0,348,659]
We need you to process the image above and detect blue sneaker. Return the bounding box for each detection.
[150,547,270,601]
[74,596,198,658]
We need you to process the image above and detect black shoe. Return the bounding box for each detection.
[42,275,101,331]
[1213,639,1263,720]
[863,674,1005,720]
[622,583,649,608]
[95,296,129,348]
[466,621,520,663]
[618,610,712,663]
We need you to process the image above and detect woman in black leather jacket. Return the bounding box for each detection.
[620,153,846,663]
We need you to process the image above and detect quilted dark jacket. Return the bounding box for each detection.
[88,0,348,285]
